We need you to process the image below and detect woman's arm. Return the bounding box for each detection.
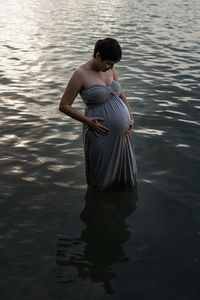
[59,69,109,136]
[59,70,89,124]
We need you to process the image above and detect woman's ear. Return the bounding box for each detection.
[96,52,102,61]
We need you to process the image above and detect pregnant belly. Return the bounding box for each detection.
[106,97,131,133]
[87,97,131,134]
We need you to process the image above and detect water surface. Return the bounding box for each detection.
[0,0,200,299]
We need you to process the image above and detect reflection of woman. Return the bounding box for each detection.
[59,37,137,190]
[56,187,138,294]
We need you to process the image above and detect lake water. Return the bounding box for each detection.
[0,0,200,299]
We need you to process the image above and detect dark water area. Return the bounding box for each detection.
[0,0,200,299]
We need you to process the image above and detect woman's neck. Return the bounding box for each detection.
[88,57,101,72]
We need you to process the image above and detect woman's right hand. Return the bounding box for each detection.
[87,117,109,136]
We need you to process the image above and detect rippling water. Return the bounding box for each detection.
[1,0,200,299]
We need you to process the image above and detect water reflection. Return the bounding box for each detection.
[56,186,138,295]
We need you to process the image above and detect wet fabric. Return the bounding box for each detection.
[80,80,137,190]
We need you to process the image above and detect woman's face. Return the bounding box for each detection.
[100,59,118,72]
[96,53,120,72]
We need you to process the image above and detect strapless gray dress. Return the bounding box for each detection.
[80,80,137,190]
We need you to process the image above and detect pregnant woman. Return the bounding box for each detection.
[59,38,137,191]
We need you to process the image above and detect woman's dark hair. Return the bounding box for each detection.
[93,38,122,61]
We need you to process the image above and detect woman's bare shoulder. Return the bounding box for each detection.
[72,63,89,80]
[73,62,93,88]
[71,66,84,78]
[67,66,87,89]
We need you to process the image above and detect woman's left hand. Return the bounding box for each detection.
[125,118,134,136]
